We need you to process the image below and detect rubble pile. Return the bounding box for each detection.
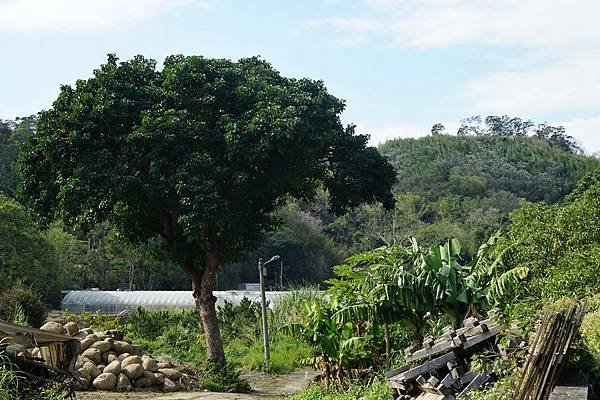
[38,321,194,392]
[386,312,502,400]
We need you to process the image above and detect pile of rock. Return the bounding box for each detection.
[39,321,193,392]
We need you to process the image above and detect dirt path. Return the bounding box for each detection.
[76,368,318,400]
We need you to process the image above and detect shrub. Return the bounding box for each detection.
[575,310,600,393]
[217,299,261,344]
[0,287,47,327]
[199,364,250,393]
[128,307,200,340]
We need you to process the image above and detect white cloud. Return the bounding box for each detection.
[563,116,600,155]
[311,1,600,122]
[305,17,381,47]
[467,52,600,114]
[385,0,600,49]
[306,17,380,33]
[0,0,212,33]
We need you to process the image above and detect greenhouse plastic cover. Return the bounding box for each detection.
[61,290,292,313]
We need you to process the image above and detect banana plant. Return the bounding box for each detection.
[290,233,528,383]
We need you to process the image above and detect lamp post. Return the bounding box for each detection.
[258,255,279,365]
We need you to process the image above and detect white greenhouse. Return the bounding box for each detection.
[61,290,292,314]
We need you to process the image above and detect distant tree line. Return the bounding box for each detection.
[431,115,582,154]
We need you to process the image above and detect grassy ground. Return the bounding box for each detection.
[287,379,392,400]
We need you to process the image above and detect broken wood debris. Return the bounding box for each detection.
[514,302,587,400]
[386,311,501,399]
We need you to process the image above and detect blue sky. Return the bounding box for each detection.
[1,0,599,153]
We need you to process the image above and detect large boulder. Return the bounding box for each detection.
[135,370,156,388]
[63,322,79,336]
[122,364,144,380]
[154,372,165,385]
[79,327,95,336]
[143,358,159,372]
[112,340,133,355]
[40,322,64,335]
[75,355,88,370]
[104,360,121,375]
[80,335,98,352]
[130,345,141,356]
[82,348,101,364]
[163,378,177,392]
[82,362,101,380]
[101,350,118,364]
[93,372,117,391]
[121,355,142,368]
[105,329,124,340]
[91,339,112,353]
[76,368,91,382]
[73,376,90,391]
[116,373,131,391]
[156,362,171,369]
[159,368,182,381]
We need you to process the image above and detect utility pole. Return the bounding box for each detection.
[280,260,283,288]
[258,255,279,366]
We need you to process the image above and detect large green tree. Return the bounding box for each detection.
[18,54,395,367]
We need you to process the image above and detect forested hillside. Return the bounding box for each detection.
[356,133,598,255]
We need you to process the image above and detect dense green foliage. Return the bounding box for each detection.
[0,116,35,197]
[0,287,47,328]
[0,194,64,307]
[328,133,598,258]
[497,168,600,299]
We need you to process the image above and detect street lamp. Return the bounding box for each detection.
[258,255,279,365]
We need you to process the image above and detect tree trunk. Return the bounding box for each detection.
[188,248,225,369]
[383,323,391,362]
[163,214,226,370]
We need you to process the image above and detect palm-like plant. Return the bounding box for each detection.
[325,234,528,358]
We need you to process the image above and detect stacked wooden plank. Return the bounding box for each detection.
[386,313,501,399]
[514,303,587,400]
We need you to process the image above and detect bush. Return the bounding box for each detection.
[0,287,47,327]
[575,310,600,393]
[128,307,200,340]
[217,299,261,344]
[199,364,250,393]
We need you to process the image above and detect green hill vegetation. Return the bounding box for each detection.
[327,130,598,258]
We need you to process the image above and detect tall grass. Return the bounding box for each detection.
[0,339,19,400]
[270,286,322,333]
